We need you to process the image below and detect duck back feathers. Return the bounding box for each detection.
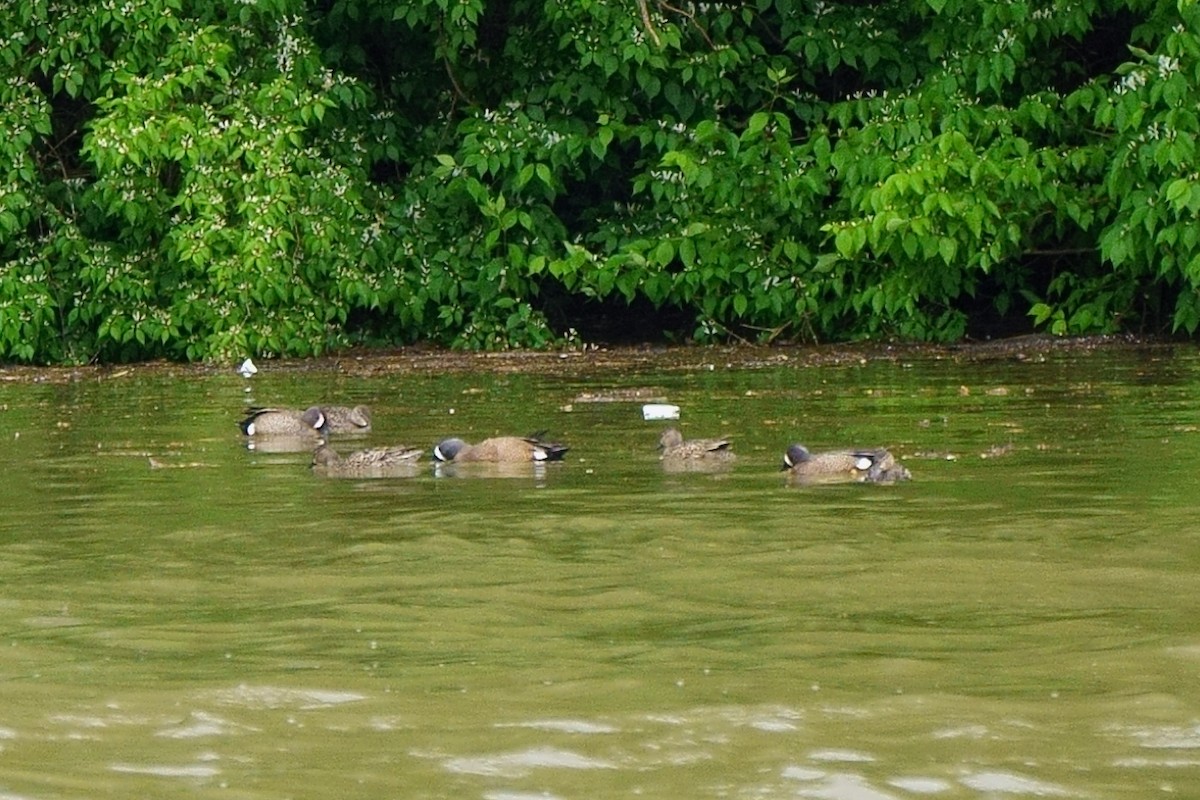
[240,406,326,436]
[658,427,734,461]
[319,405,372,434]
[312,444,424,476]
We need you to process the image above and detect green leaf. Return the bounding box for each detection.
[679,238,696,268]
[1166,178,1191,210]
[616,271,640,301]
[834,228,856,258]
[517,163,535,188]
[745,112,769,139]
[1029,303,1054,325]
[938,237,958,266]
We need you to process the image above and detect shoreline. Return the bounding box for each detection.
[0,333,1175,384]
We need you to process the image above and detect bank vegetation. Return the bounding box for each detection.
[2,0,1199,362]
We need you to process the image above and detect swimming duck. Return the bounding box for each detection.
[432,435,570,463]
[781,444,911,484]
[658,427,735,469]
[311,444,424,477]
[319,405,372,434]
[240,406,326,437]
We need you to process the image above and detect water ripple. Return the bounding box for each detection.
[442,746,618,777]
[496,719,619,734]
[205,684,366,710]
[109,762,220,778]
[959,771,1072,796]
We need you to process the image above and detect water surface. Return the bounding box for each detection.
[0,344,1198,798]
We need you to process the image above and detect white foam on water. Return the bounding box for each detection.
[809,749,876,763]
[156,710,257,739]
[444,746,617,778]
[497,719,618,734]
[110,763,220,778]
[959,771,1072,796]
[888,775,954,794]
[206,684,366,710]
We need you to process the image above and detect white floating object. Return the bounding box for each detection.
[642,403,680,421]
[237,357,258,378]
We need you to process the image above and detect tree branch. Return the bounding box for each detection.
[637,0,662,47]
[658,0,716,50]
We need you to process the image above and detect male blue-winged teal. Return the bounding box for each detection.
[240,406,326,437]
[311,444,424,477]
[240,405,371,436]
[432,435,570,463]
[658,427,735,470]
[319,405,372,434]
[781,444,911,484]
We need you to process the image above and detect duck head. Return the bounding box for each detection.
[311,445,339,468]
[781,444,810,470]
[300,406,327,432]
[433,437,468,462]
[658,427,685,450]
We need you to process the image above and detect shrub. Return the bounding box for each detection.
[2,0,1199,362]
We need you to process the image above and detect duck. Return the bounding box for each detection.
[239,406,326,437]
[658,427,735,469]
[319,405,372,434]
[432,434,570,463]
[781,444,911,484]
[311,444,424,477]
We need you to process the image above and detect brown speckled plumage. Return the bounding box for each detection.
[311,444,424,477]
[658,427,735,464]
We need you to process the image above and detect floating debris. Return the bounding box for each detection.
[642,403,681,421]
[237,358,258,378]
[574,387,668,403]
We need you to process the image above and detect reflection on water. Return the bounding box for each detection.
[0,344,1199,798]
[432,460,562,481]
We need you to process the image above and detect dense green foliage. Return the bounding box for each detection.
[2,0,1199,361]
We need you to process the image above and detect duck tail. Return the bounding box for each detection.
[238,409,264,435]
[537,443,571,461]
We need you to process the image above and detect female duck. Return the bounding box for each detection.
[781,444,911,484]
[311,444,423,477]
[319,405,372,434]
[658,427,735,470]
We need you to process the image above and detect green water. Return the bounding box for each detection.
[0,345,1198,798]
